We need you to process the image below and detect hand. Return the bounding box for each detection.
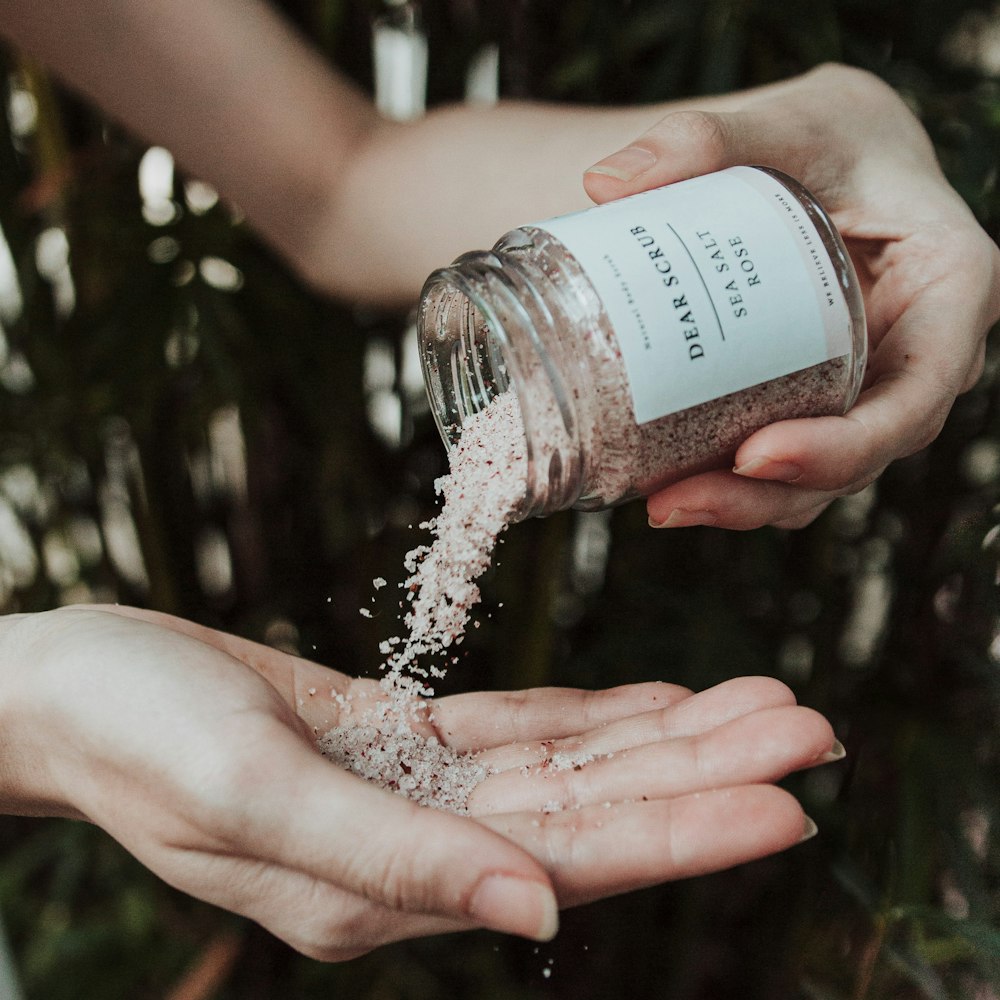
[0,605,840,959]
[584,63,1000,530]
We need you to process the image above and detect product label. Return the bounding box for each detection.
[532,167,852,423]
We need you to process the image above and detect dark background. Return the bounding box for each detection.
[1,1,1000,997]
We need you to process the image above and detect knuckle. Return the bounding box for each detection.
[838,471,881,498]
[983,237,1000,325]
[913,422,944,456]
[290,922,374,962]
[658,109,731,164]
[933,226,998,287]
[298,917,377,962]
[729,511,775,531]
[372,854,421,912]
[654,705,678,742]
[549,768,581,813]
[774,507,826,531]
[501,688,534,732]
[822,453,878,493]
[961,347,987,393]
[810,63,881,96]
[808,63,931,160]
[578,687,606,728]
[906,400,952,455]
[746,676,797,706]
[809,63,905,117]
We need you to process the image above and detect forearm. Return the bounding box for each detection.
[314,82,793,304]
[0,0,744,307]
[310,100,680,305]
[0,0,376,285]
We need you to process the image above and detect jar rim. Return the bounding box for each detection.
[417,253,583,519]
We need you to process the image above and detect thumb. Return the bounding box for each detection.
[582,106,815,204]
[224,723,560,941]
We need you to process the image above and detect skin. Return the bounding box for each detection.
[0,0,994,961]
[584,66,1000,530]
[2,7,995,524]
[0,605,836,960]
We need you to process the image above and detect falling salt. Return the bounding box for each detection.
[321,392,528,813]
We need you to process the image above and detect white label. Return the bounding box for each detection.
[532,167,852,424]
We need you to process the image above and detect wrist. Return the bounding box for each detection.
[0,610,88,819]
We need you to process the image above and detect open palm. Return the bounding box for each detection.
[1,605,838,960]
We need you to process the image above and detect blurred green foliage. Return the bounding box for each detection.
[1,0,1000,997]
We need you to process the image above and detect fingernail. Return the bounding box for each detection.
[585,146,657,182]
[468,874,559,942]
[817,739,846,763]
[799,816,819,843]
[733,456,803,482]
[649,509,718,529]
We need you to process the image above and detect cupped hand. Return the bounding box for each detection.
[585,63,1000,530]
[0,605,840,959]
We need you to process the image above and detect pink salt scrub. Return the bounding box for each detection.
[323,174,866,809]
[418,168,867,517]
[319,721,489,814]
[485,231,854,511]
[385,388,528,682]
[320,391,528,813]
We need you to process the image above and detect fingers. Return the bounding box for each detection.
[169,675,816,941]
[149,847,473,962]
[581,65,912,207]
[582,86,842,205]
[472,705,837,816]
[59,610,561,942]
[477,676,799,773]
[583,106,811,203]
[188,720,560,942]
[648,469,829,532]
[646,465,868,532]
[155,780,818,959]
[580,69,998,535]
[772,502,834,531]
[481,785,811,906]
[732,284,984,492]
[647,232,998,529]
[431,681,692,752]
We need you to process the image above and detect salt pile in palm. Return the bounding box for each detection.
[320,390,527,812]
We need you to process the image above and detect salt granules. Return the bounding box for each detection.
[319,721,489,814]
[320,391,528,813]
[384,389,528,683]
[511,228,852,508]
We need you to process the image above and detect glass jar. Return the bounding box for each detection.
[418,166,866,520]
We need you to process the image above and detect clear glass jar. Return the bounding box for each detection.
[418,166,867,520]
